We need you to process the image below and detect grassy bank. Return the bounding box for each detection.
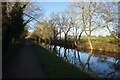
[52,36,119,53]
[34,44,92,78]
[76,42,119,52]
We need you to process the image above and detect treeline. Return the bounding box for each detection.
[2,2,43,54]
[30,2,119,50]
[2,2,119,54]
[2,2,27,54]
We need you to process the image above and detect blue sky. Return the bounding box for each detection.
[29,2,112,36]
[36,2,69,19]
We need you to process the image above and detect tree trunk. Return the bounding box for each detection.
[75,35,77,41]
[63,48,67,61]
[106,26,120,41]
[78,32,82,41]
[60,30,61,40]
[88,36,93,50]
[60,33,61,40]
[65,33,67,41]
[85,49,93,74]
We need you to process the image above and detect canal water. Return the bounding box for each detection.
[41,43,120,78]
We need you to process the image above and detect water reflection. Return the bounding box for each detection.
[84,50,93,74]
[41,43,120,78]
[58,46,120,78]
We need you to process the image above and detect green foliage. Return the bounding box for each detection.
[108,38,119,45]
[79,37,119,45]
[80,38,87,42]
[2,2,28,54]
[56,36,119,52]
[34,22,53,40]
[10,2,25,40]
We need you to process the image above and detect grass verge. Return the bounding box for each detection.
[34,44,92,78]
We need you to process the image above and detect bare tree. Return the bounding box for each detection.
[98,2,120,40]
[68,4,84,42]
[23,2,44,30]
[60,11,75,41]
[54,13,63,40]
[70,2,103,49]
[49,13,61,42]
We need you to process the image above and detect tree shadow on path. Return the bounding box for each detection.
[2,39,46,78]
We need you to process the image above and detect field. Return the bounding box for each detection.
[80,36,119,44]
[56,36,120,53]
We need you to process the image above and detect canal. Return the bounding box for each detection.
[41,43,120,78]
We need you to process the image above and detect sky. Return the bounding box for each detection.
[36,2,69,19]
[28,2,113,36]
[4,0,119,2]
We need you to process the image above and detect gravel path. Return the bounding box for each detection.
[3,40,46,78]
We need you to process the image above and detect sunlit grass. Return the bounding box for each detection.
[61,36,119,52]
